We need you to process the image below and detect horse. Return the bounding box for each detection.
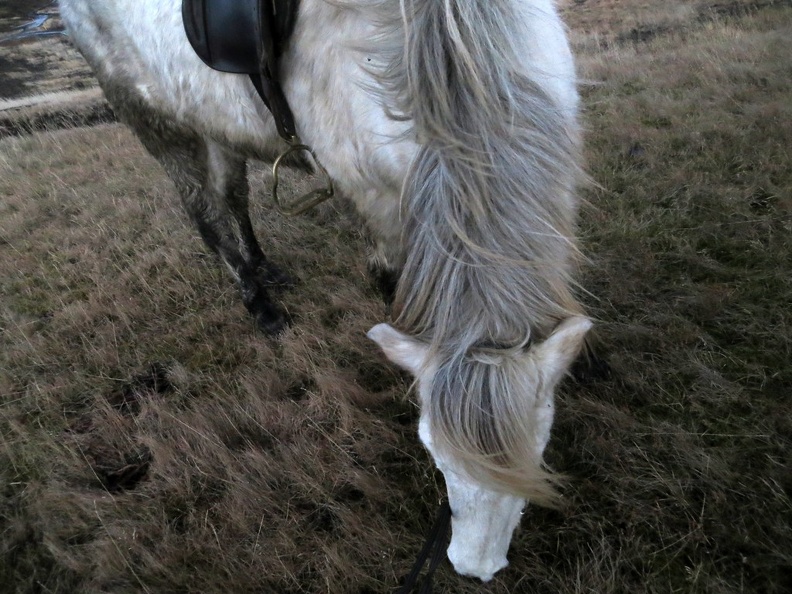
[59,0,592,582]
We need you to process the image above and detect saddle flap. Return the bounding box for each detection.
[182,0,301,140]
[182,0,260,74]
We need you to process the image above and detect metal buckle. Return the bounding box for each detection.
[271,141,334,216]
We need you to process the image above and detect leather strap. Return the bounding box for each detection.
[250,72,296,141]
[182,0,301,141]
[254,0,299,140]
[396,500,452,594]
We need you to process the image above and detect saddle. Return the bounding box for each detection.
[182,0,300,141]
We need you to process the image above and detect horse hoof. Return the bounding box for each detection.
[368,265,399,305]
[255,307,291,335]
[245,290,291,335]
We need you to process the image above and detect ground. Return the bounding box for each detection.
[1,1,790,593]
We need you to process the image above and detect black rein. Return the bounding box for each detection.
[396,500,452,594]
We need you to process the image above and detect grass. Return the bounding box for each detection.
[1,1,791,592]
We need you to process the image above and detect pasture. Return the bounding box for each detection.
[1,0,790,592]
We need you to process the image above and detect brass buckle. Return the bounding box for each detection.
[271,141,334,217]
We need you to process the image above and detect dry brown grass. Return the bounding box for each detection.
[1,1,791,592]
[0,34,94,101]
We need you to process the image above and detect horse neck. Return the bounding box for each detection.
[390,0,584,350]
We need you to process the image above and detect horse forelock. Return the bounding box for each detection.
[424,348,562,502]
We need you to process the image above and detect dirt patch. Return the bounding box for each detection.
[616,24,673,45]
[105,362,174,416]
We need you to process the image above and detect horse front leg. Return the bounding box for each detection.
[183,140,291,334]
[359,189,404,306]
[120,103,290,334]
[368,241,401,306]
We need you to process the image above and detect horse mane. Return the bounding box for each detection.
[367,0,586,501]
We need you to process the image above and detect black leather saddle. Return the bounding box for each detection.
[183,0,301,140]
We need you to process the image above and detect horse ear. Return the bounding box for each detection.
[532,316,593,387]
[367,324,428,376]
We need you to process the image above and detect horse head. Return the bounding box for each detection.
[369,316,591,581]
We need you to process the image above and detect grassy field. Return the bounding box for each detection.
[1,1,790,592]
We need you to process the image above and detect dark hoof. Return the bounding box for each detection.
[368,265,399,305]
[254,305,291,335]
[244,284,291,335]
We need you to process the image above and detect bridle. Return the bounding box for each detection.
[396,500,452,594]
